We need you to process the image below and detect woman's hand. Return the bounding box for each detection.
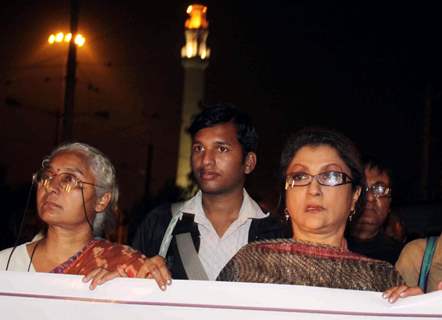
[135,255,172,291]
[83,266,127,290]
[82,256,172,291]
[383,285,423,303]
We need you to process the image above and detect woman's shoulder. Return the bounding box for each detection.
[0,245,16,262]
[395,237,433,271]
[246,239,367,259]
[236,238,335,259]
[0,243,31,271]
[0,243,28,258]
[223,239,290,265]
[402,238,428,253]
[240,238,293,251]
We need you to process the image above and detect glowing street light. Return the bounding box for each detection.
[48,32,85,47]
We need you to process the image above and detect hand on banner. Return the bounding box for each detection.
[82,266,128,290]
[382,285,423,303]
[82,256,172,291]
[135,255,172,291]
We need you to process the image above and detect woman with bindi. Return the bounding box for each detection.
[0,143,148,282]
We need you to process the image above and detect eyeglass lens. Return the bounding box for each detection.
[367,183,390,197]
[37,171,79,193]
[286,171,350,188]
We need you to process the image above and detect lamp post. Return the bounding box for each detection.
[48,31,85,145]
[47,0,84,143]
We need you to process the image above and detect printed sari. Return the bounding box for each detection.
[51,239,146,277]
[218,238,404,291]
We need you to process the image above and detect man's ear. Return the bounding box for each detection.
[244,152,257,175]
[95,192,112,212]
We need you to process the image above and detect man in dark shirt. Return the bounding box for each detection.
[347,158,403,264]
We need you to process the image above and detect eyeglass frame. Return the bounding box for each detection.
[285,170,354,189]
[33,169,104,193]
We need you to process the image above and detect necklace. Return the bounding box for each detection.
[27,240,40,272]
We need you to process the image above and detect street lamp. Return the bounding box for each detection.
[48,32,85,47]
[47,29,85,144]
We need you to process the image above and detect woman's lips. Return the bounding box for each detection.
[41,201,62,210]
[305,205,325,213]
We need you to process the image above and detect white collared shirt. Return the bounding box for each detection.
[179,189,269,280]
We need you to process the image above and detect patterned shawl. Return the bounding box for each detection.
[51,239,146,277]
[217,239,403,291]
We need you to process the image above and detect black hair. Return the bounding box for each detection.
[362,155,393,189]
[278,127,365,217]
[187,103,258,156]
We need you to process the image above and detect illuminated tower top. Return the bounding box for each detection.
[181,4,210,60]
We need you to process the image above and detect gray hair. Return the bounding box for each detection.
[42,142,118,236]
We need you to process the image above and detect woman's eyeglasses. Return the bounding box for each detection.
[33,170,102,193]
[285,171,353,189]
[365,183,391,198]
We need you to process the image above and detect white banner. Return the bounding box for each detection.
[0,271,441,319]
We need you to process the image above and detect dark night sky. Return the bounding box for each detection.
[0,1,441,218]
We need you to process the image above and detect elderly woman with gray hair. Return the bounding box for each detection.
[0,142,149,287]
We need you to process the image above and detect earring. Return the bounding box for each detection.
[284,208,290,221]
[348,209,356,222]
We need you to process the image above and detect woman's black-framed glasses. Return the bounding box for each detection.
[33,169,103,193]
[285,171,353,189]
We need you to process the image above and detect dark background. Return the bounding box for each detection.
[0,1,441,247]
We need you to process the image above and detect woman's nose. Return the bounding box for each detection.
[307,177,322,195]
[42,177,60,193]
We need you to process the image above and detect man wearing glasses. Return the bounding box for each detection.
[347,158,403,264]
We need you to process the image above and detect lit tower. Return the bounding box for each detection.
[176,4,210,188]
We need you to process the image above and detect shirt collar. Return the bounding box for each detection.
[180,189,269,224]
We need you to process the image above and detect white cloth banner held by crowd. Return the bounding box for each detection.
[0,271,441,319]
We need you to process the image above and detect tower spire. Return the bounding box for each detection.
[176,4,210,189]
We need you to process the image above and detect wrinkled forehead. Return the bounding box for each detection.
[364,166,390,186]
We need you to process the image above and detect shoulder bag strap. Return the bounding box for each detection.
[418,236,438,293]
[158,202,184,258]
[175,232,209,280]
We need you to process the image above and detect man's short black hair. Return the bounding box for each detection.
[187,103,258,155]
[363,155,393,188]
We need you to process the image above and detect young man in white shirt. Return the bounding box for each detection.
[131,104,288,283]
